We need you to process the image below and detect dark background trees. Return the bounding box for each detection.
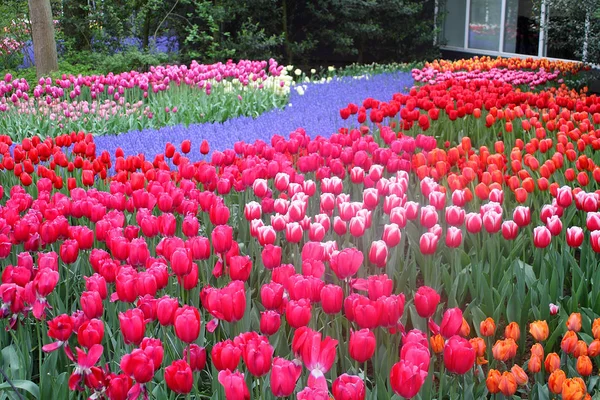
[1,0,440,76]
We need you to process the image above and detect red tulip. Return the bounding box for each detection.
[260,310,281,336]
[241,335,273,377]
[212,225,233,254]
[84,274,107,300]
[566,226,584,247]
[296,327,338,374]
[261,245,282,270]
[260,282,284,310]
[218,369,250,400]
[106,374,133,400]
[555,186,572,208]
[419,232,438,255]
[546,215,563,236]
[211,340,242,371]
[533,226,552,248]
[229,255,252,281]
[182,215,199,237]
[170,247,193,276]
[183,344,207,371]
[320,284,343,314]
[120,348,154,383]
[46,314,73,343]
[174,306,201,343]
[200,140,210,155]
[285,222,303,243]
[201,281,246,323]
[332,374,366,400]
[420,205,438,228]
[349,329,376,363]
[186,236,211,260]
[414,286,440,318]
[368,240,388,268]
[444,335,476,374]
[445,227,462,248]
[330,248,363,280]
[59,239,79,264]
[482,211,502,233]
[140,337,164,371]
[445,206,465,226]
[465,212,482,233]
[401,341,430,373]
[592,231,600,253]
[271,357,302,397]
[165,359,193,394]
[77,318,104,349]
[119,308,146,345]
[156,296,179,326]
[440,307,463,338]
[286,299,312,328]
[390,360,426,398]
[502,220,519,240]
[80,291,103,319]
[382,223,401,247]
[511,206,529,228]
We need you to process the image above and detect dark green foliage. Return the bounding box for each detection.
[1,0,439,74]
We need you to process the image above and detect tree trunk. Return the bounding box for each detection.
[28,0,59,78]
[282,0,293,64]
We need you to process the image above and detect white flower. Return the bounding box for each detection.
[310,69,316,74]
[294,68,302,76]
[328,66,335,72]
[295,86,304,96]
[286,65,294,71]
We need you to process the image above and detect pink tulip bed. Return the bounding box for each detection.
[2,56,600,400]
[0,59,291,139]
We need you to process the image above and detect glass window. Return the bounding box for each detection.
[469,0,502,51]
[503,0,539,55]
[443,0,467,47]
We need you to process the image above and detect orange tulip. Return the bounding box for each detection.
[529,354,542,373]
[576,355,592,376]
[492,338,517,362]
[469,337,486,357]
[430,334,444,354]
[486,369,501,394]
[562,377,587,400]
[511,365,528,386]
[460,318,471,337]
[531,343,544,359]
[504,322,520,342]
[567,313,582,332]
[548,369,566,394]
[561,331,578,354]
[480,317,496,337]
[592,318,600,340]
[573,340,588,358]
[587,339,600,357]
[529,320,549,341]
[498,371,517,396]
[545,352,561,373]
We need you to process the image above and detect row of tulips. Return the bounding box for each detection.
[0,59,293,139]
[2,57,600,399]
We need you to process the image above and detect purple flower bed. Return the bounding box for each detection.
[94,71,414,161]
[18,36,178,68]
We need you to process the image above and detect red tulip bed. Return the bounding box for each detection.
[2,57,600,400]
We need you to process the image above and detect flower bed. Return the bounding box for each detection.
[1,56,600,399]
[0,59,292,140]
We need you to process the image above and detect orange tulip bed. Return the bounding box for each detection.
[1,56,599,399]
